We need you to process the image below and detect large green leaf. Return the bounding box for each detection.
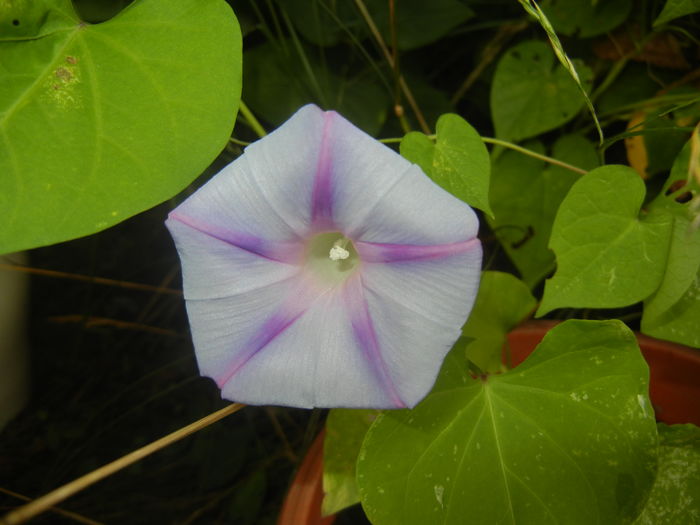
[357,320,658,525]
[539,165,673,315]
[542,0,632,38]
[635,424,700,524]
[642,144,700,347]
[322,409,379,516]
[462,271,536,373]
[490,40,592,142]
[654,0,700,25]
[400,113,492,216]
[488,134,598,288]
[0,0,241,254]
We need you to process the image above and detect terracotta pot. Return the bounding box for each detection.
[278,321,700,524]
[277,429,336,525]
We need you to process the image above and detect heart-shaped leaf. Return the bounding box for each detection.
[490,40,592,142]
[0,0,241,253]
[357,320,658,525]
[539,165,673,315]
[400,113,492,216]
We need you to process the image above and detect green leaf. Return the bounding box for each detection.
[400,113,492,216]
[513,2,602,142]
[538,165,673,315]
[488,134,599,288]
[635,424,700,524]
[490,40,593,142]
[654,0,700,26]
[642,144,700,348]
[0,0,242,254]
[242,40,389,135]
[461,271,536,373]
[357,320,658,525]
[542,0,632,38]
[322,409,380,516]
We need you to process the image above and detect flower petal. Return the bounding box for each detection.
[167,212,303,265]
[348,164,479,244]
[317,112,479,244]
[355,238,480,263]
[165,217,299,300]
[357,246,483,407]
[316,111,415,235]
[185,277,303,390]
[172,105,328,244]
[218,277,408,409]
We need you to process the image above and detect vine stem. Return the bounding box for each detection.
[0,403,245,525]
[0,263,182,295]
[482,137,588,174]
[380,135,588,175]
[239,101,267,138]
[353,0,430,134]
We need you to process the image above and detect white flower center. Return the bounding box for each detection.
[305,232,359,284]
[329,239,350,261]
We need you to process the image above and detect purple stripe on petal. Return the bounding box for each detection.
[310,112,335,229]
[169,212,303,264]
[343,275,406,408]
[355,238,480,263]
[214,276,321,389]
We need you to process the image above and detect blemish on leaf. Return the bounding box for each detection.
[42,62,82,109]
[434,485,444,508]
[55,67,73,81]
[636,394,648,417]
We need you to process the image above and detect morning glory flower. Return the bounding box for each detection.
[166,105,481,409]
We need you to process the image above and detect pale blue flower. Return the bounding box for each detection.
[166,105,481,409]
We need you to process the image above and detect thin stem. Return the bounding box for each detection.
[0,404,245,525]
[0,488,102,525]
[229,137,251,147]
[0,264,182,295]
[353,0,431,134]
[380,135,588,175]
[239,101,267,138]
[482,137,588,174]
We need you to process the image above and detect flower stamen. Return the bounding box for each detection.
[329,238,350,261]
